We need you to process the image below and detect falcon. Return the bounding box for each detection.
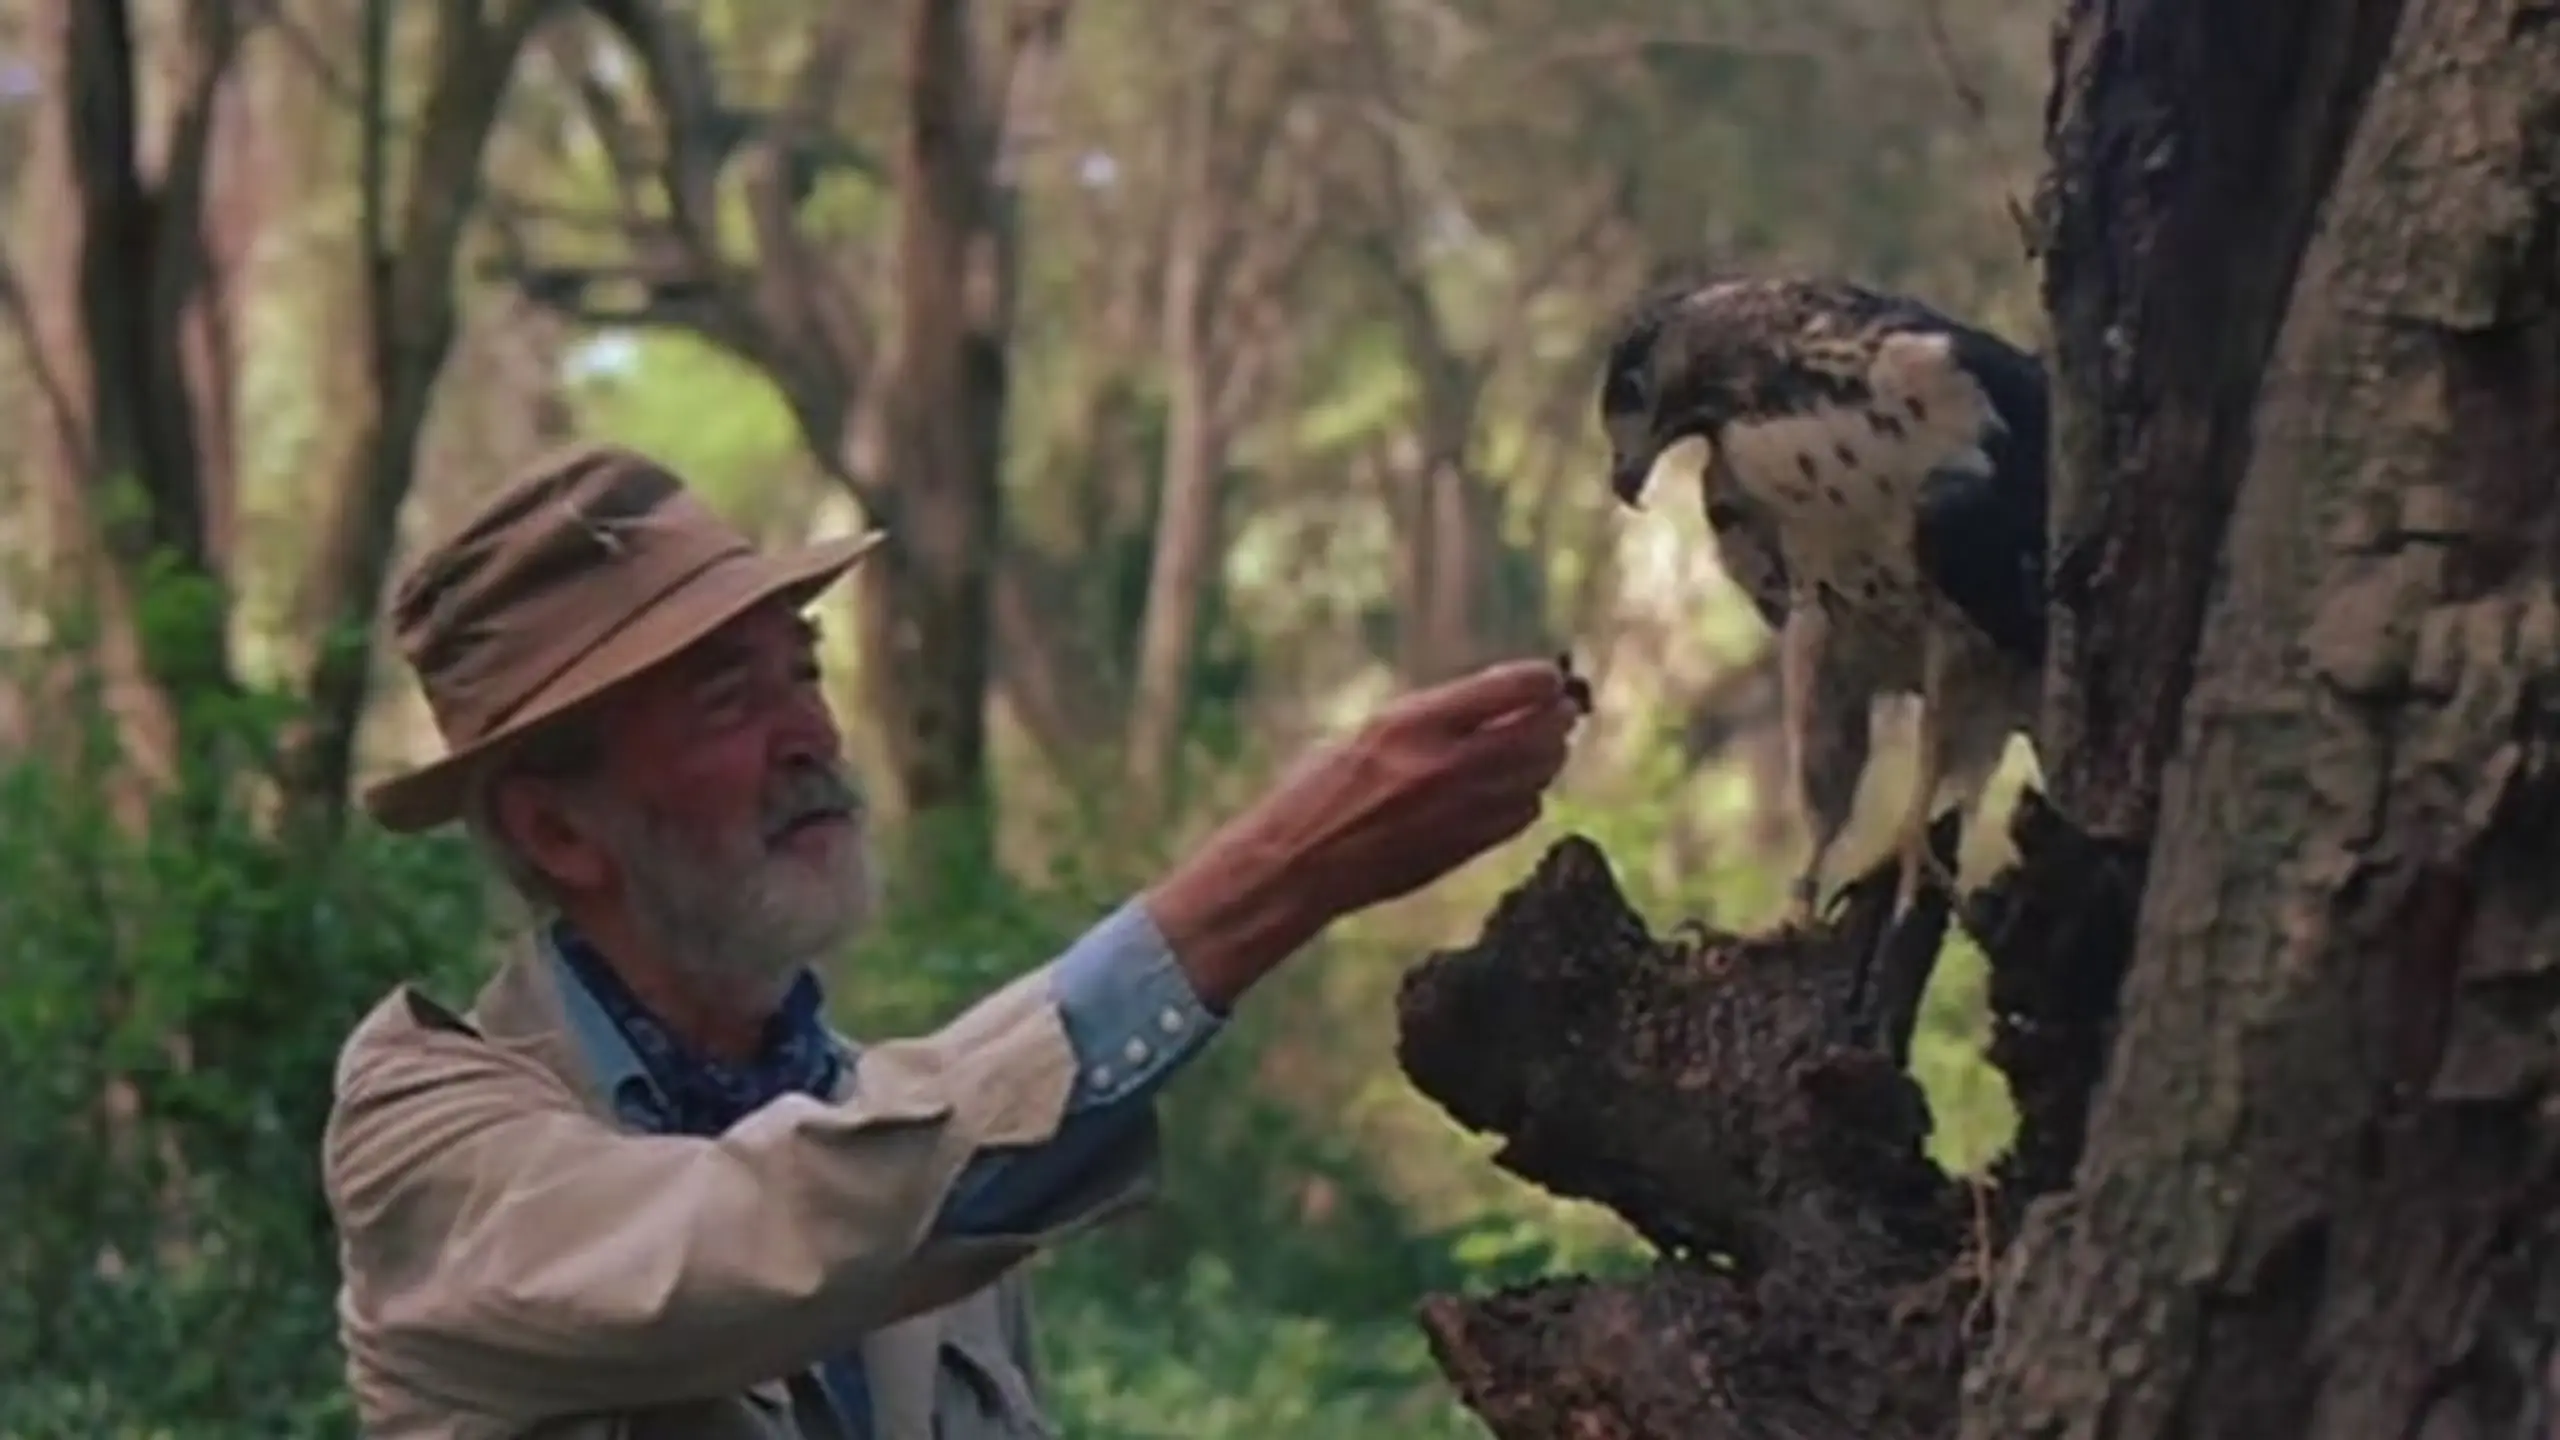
[1597,274,2048,932]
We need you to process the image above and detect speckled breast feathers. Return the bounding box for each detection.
[1659,285,2007,653]
[1597,275,2051,930]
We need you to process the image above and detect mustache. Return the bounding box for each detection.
[760,762,862,843]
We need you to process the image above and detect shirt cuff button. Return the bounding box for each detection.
[1122,1037,1150,1065]
[1158,1007,1185,1033]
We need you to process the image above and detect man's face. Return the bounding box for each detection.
[562,600,873,1004]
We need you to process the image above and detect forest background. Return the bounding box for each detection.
[0,1,2048,1433]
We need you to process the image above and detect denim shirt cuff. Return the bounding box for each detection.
[1046,897,1223,1108]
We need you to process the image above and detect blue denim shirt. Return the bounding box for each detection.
[548,897,1222,1435]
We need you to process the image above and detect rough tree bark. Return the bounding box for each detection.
[1394,0,2560,1436]
[1969,0,2560,1432]
[1399,803,2138,1439]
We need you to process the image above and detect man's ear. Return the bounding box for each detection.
[491,773,615,896]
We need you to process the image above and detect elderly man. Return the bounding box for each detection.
[323,443,1579,1440]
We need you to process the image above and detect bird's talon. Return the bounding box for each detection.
[1893,890,1931,930]
[1777,876,1830,934]
[1888,817,1960,925]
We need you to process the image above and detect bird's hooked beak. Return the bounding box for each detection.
[1609,453,1653,508]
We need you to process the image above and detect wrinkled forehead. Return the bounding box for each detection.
[668,601,822,692]
[601,601,822,723]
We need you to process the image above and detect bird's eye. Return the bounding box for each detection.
[1602,370,1647,415]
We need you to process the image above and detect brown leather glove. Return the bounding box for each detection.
[1145,656,1580,1009]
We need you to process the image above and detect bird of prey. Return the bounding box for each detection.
[1596,274,2048,932]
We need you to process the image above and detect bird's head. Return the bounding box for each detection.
[1598,354,1658,506]
[1595,279,1719,509]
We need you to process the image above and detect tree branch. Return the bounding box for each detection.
[241,0,367,113]
[1395,797,2138,1437]
[491,256,766,352]
[0,254,88,477]
[580,0,728,256]
[283,0,569,825]
[543,0,889,522]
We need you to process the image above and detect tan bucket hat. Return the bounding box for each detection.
[362,441,884,833]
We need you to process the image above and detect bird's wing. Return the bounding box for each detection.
[1718,528,1791,632]
[1702,478,1791,632]
[1900,325,2050,667]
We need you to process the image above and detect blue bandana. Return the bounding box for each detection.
[550,923,844,1137]
[550,925,880,1431]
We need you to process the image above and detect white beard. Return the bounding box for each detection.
[581,788,874,1011]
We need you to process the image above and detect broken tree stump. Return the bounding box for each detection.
[1394,792,2140,1439]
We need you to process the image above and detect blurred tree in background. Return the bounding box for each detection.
[0,0,2043,1433]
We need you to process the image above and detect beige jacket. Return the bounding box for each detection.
[323,941,1158,1439]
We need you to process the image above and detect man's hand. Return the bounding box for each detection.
[1144,657,1580,1010]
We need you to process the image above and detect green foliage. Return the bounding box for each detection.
[0,584,1622,1439]
[1030,1252,1488,1440]
[1910,933,2017,1178]
[0,591,498,1439]
[0,602,2021,1440]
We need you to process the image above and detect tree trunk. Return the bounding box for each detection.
[1122,81,1237,814]
[1391,1,2560,1436]
[862,0,1009,870]
[1118,26,1313,810]
[1363,266,1554,687]
[1398,451,1511,684]
[1121,216,1223,813]
[548,0,1076,872]
[284,0,566,831]
[16,0,251,808]
[1370,265,1517,687]
[1967,0,2560,1432]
